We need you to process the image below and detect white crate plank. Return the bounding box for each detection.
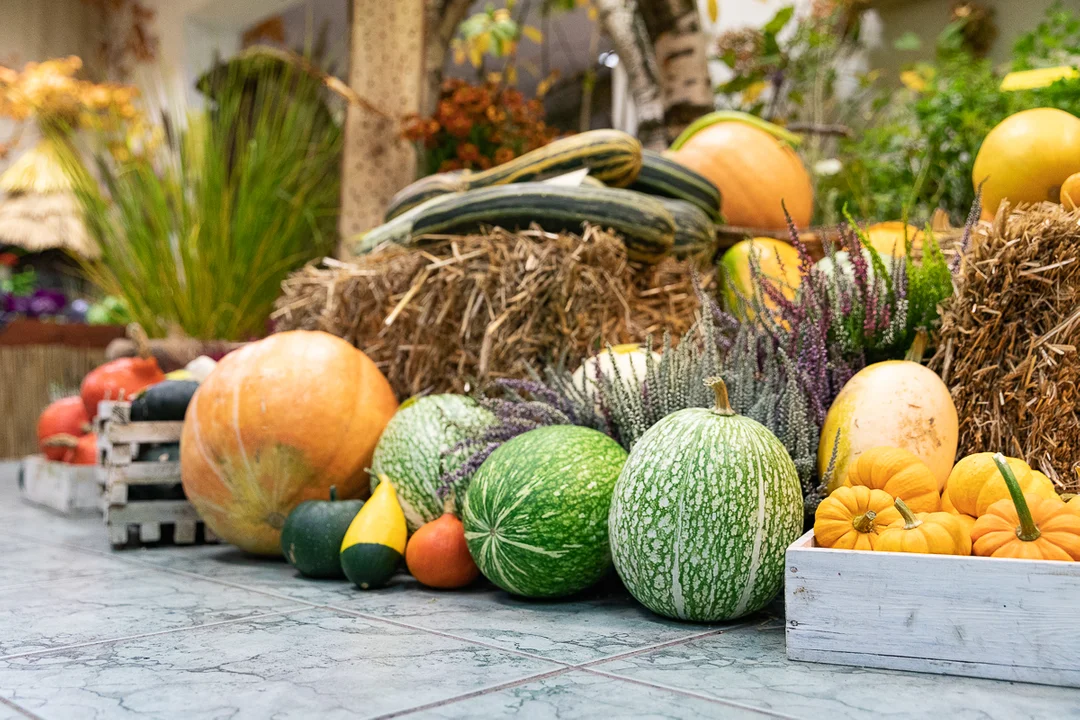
[108,500,198,525]
[173,521,196,544]
[20,456,102,515]
[139,522,162,543]
[107,482,128,505]
[785,530,1080,687]
[108,462,181,484]
[106,421,183,444]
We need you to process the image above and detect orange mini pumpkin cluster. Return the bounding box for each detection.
[813,447,1080,561]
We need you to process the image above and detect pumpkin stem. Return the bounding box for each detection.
[704,376,735,416]
[41,433,80,449]
[904,330,928,364]
[894,498,923,530]
[329,485,337,502]
[127,323,152,360]
[993,453,1041,542]
[442,491,457,517]
[851,510,878,534]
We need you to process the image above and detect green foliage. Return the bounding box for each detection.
[57,53,342,341]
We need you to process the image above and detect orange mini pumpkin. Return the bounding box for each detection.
[843,446,940,513]
[971,454,1080,561]
[944,453,1057,519]
[405,498,480,589]
[876,498,970,556]
[181,331,399,556]
[813,486,900,550]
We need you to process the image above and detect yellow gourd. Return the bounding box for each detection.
[1061,172,1080,209]
[876,498,970,556]
[813,486,900,551]
[943,453,1058,518]
[864,222,922,258]
[843,446,940,513]
[340,475,408,589]
[718,237,802,317]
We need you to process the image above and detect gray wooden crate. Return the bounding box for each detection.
[19,454,102,515]
[785,530,1080,687]
[98,401,217,549]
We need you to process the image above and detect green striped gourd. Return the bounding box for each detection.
[629,149,722,219]
[463,425,628,598]
[371,394,494,533]
[386,129,642,219]
[609,378,803,622]
[657,198,716,260]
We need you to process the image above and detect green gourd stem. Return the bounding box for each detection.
[670,111,802,151]
[993,452,1041,542]
[1062,493,1077,502]
[894,498,922,530]
[442,490,456,517]
[705,376,735,416]
[329,485,337,502]
[905,329,928,363]
[852,510,877,534]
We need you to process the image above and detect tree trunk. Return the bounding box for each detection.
[636,0,713,140]
[593,0,667,150]
[422,0,474,113]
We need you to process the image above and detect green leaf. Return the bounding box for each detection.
[763,5,795,37]
[893,32,922,51]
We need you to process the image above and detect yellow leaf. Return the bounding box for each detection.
[588,5,598,21]
[522,25,543,44]
[506,65,518,85]
[487,71,503,85]
[469,45,484,68]
[743,80,766,103]
[1001,66,1078,91]
[899,70,926,92]
[706,0,719,23]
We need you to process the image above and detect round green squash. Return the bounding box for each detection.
[462,425,627,598]
[371,394,495,532]
[280,486,364,579]
[608,378,803,622]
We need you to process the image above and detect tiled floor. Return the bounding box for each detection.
[1,464,1078,719]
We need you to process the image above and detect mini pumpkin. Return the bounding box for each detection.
[814,486,900,550]
[940,490,978,537]
[843,446,941,513]
[876,498,970,555]
[944,453,1058,518]
[971,454,1080,561]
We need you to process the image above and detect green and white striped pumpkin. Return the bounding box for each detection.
[371,394,494,532]
[609,378,803,622]
[463,425,628,598]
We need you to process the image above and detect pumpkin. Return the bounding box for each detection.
[943,453,1058,519]
[571,344,660,405]
[876,498,969,555]
[819,359,958,493]
[405,498,479,589]
[940,490,978,538]
[37,397,90,461]
[718,237,802,316]
[43,433,98,465]
[864,222,922,258]
[340,477,408,589]
[843,446,940,513]
[668,112,813,230]
[813,486,900,550]
[972,108,1080,219]
[80,340,165,418]
[280,486,365,579]
[971,454,1080,561]
[180,330,398,556]
[1060,171,1080,209]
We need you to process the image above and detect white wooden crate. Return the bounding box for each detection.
[98,401,217,549]
[19,455,102,515]
[785,530,1080,687]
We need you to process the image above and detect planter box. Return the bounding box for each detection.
[19,454,102,515]
[785,530,1080,688]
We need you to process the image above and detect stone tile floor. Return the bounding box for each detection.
[1,463,1078,719]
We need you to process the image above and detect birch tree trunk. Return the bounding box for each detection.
[422,0,474,113]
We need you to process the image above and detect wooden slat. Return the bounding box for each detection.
[107,462,181,484]
[173,520,196,545]
[106,421,183,444]
[108,500,199,525]
[139,522,161,543]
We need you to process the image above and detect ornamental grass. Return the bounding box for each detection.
[930,201,1080,493]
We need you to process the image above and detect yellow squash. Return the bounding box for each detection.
[943,453,1058,519]
[813,486,900,551]
[819,360,958,493]
[876,498,970,556]
[1062,172,1080,209]
[864,222,922,258]
[843,446,941,513]
[340,475,408,589]
[719,237,802,317]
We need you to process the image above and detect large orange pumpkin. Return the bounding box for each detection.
[668,112,813,230]
[180,331,398,555]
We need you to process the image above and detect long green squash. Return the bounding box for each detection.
[409,183,675,263]
[386,130,642,220]
[629,150,722,219]
[658,198,716,261]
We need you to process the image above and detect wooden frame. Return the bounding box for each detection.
[19,454,101,515]
[785,530,1080,687]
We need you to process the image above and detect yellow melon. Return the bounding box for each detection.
[719,237,802,316]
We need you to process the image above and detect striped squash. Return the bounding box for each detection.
[463,425,628,598]
[385,130,642,220]
[609,378,803,621]
[370,394,495,533]
[410,183,675,263]
[657,198,716,260]
[630,150,722,219]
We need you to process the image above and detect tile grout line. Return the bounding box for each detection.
[0,608,310,662]
[581,667,803,720]
[0,694,44,720]
[573,624,747,669]
[366,667,575,720]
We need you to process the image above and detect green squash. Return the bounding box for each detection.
[280,486,364,579]
[340,478,407,589]
[371,394,494,532]
[608,377,803,622]
[130,380,200,422]
[463,425,627,599]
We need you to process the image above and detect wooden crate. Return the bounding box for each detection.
[98,402,217,549]
[785,530,1080,687]
[19,454,102,515]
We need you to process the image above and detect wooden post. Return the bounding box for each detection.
[338,0,427,252]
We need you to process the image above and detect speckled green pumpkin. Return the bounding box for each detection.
[462,425,627,599]
[371,394,495,533]
[280,487,364,578]
[608,379,803,622]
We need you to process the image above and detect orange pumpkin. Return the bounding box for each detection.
[81,355,164,418]
[180,331,398,555]
[843,446,941,514]
[864,222,922,258]
[405,500,480,589]
[668,112,813,230]
[37,397,90,461]
[1061,171,1080,209]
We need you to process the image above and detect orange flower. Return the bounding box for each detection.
[438,158,463,172]
[445,112,473,138]
[485,105,506,124]
[456,142,480,162]
[494,146,515,165]
[476,156,492,170]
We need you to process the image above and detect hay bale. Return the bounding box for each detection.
[930,202,1080,492]
[273,226,710,398]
